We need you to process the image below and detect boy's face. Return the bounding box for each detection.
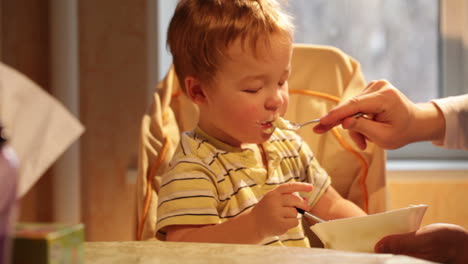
[197,34,292,147]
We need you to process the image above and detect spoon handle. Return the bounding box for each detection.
[296,208,325,223]
[298,118,321,128]
[299,112,365,129]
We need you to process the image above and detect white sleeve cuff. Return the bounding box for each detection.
[431,95,468,150]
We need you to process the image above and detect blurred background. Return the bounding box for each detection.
[1,0,467,241]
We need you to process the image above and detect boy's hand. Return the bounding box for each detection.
[250,182,312,238]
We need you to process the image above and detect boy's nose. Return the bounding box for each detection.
[265,90,284,111]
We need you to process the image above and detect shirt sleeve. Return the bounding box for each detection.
[431,94,468,150]
[156,161,220,238]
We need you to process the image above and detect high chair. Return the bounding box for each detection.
[136,44,387,241]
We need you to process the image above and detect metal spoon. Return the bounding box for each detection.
[276,112,364,131]
[296,208,325,223]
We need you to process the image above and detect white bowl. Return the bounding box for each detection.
[310,204,428,253]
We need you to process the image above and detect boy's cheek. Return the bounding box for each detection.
[245,104,260,116]
[280,97,289,116]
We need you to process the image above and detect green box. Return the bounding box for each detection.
[12,223,84,264]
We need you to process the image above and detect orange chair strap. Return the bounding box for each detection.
[289,89,341,102]
[331,129,369,212]
[137,135,170,240]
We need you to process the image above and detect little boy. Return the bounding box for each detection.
[156,0,366,247]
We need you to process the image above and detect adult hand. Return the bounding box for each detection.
[313,80,445,150]
[375,223,468,264]
[250,182,312,238]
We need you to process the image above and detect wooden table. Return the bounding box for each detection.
[84,241,436,264]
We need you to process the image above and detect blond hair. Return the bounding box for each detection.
[167,0,294,92]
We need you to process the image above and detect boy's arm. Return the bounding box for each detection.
[165,182,312,244]
[309,185,366,222]
[166,212,262,244]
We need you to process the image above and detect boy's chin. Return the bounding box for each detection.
[232,131,273,146]
[250,132,273,144]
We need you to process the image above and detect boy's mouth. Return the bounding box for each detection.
[259,120,275,134]
[259,119,274,128]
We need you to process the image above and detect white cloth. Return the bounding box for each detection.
[432,94,468,150]
[432,94,468,149]
[0,63,84,197]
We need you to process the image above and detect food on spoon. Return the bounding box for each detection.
[263,117,292,134]
[272,117,292,130]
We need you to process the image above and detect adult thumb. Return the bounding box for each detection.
[374,232,416,254]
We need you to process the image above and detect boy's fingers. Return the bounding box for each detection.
[277,182,313,194]
[282,207,302,218]
[282,218,300,230]
[281,194,310,210]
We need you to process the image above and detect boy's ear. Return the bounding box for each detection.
[185,76,207,104]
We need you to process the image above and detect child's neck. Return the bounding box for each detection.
[242,143,268,169]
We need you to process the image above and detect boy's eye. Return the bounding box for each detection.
[243,88,261,93]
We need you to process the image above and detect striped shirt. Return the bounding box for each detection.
[156,126,331,246]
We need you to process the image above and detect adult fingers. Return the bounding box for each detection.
[313,122,334,134]
[316,94,387,134]
[364,79,390,93]
[375,232,449,264]
[313,100,366,134]
[314,80,401,135]
[374,232,418,254]
[342,115,389,147]
[348,130,367,150]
